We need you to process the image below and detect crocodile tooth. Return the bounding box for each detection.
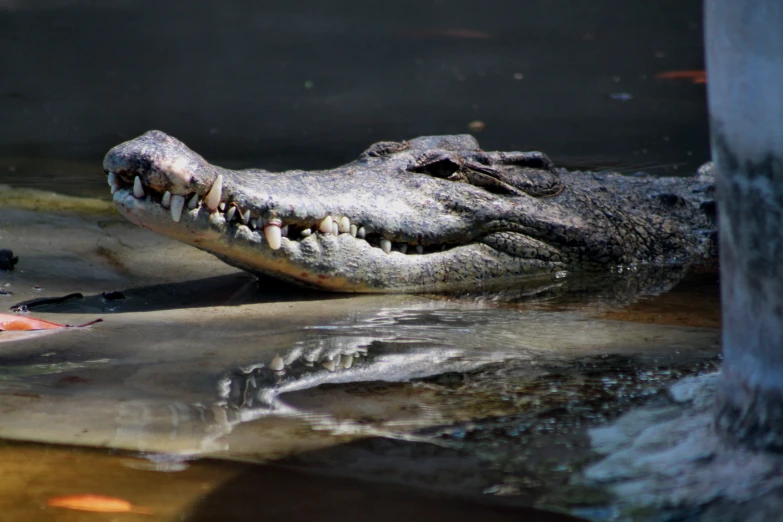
[241,209,251,225]
[416,245,424,254]
[281,225,288,237]
[319,216,333,234]
[107,172,118,194]
[269,355,285,372]
[249,218,258,229]
[322,359,336,372]
[339,216,351,234]
[331,222,339,236]
[225,205,237,222]
[380,238,391,254]
[357,226,366,239]
[342,354,354,369]
[170,195,185,222]
[133,176,145,198]
[399,244,408,254]
[350,224,358,237]
[187,193,199,210]
[303,360,314,367]
[264,220,282,250]
[161,191,172,208]
[204,174,223,211]
[219,202,226,212]
[301,228,312,237]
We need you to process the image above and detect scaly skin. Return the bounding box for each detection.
[103,131,716,293]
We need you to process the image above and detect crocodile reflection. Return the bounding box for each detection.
[217,333,505,417]
[107,287,717,458]
[111,308,522,456]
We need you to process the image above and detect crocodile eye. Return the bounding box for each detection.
[409,151,461,178]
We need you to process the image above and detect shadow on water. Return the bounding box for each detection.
[9,273,343,315]
[0,439,583,522]
[184,464,585,522]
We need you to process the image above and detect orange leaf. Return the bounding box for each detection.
[47,494,151,514]
[655,70,707,84]
[0,313,101,331]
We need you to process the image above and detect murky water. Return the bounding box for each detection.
[0,1,715,520]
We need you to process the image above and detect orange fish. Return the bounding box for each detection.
[0,313,101,331]
[655,70,707,84]
[46,494,151,514]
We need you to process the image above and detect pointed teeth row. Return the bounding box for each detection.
[266,349,363,374]
[112,178,438,255]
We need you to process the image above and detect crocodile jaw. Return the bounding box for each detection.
[104,131,573,293]
[112,185,560,293]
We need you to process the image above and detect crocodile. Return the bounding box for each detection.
[103,131,716,293]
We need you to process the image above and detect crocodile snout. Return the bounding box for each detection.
[103,130,214,195]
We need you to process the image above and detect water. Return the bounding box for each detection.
[0,191,720,520]
[1,0,706,199]
[0,1,715,520]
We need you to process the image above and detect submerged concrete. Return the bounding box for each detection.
[581,373,783,521]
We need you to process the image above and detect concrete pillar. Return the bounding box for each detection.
[706,0,783,450]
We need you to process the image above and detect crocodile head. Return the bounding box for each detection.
[103,131,714,293]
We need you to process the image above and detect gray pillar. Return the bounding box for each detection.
[706,1,783,450]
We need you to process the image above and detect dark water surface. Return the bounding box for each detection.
[1,0,706,198]
[0,1,714,521]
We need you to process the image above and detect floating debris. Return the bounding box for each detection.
[0,249,18,270]
[102,291,126,301]
[655,70,706,84]
[608,92,633,102]
[468,120,487,132]
[0,312,102,331]
[46,494,151,514]
[10,292,83,312]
